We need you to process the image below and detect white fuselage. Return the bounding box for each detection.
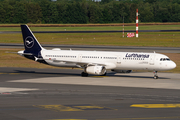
[41,49,176,71]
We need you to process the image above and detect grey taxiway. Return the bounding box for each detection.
[0,67,180,120]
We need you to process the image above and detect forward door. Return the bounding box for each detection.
[149,54,155,65]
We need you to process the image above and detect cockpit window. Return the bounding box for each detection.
[160,58,171,61]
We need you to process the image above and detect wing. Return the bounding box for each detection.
[46,59,106,68]
[46,58,116,69]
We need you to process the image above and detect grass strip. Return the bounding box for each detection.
[0,24,180,31]
[0,32,180,47]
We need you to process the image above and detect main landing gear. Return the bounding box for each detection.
[81,72,88,77]
[101,72,106,76]
[153,71,158,79]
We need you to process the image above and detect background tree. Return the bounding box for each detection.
[2,1,14,23]
[26,2,42,23]
[13,1,27,23]
[139,2,154,22]
[171,3,180,22]
[39,0,50,23]
[88,3,103,23]
[129,3,138,23]
[0,0,179,24]
[0,3,6,23]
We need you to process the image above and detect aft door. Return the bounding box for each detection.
[78,54,82,62]
[117,56,121,64]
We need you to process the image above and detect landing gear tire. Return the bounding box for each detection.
[154,75,158,79]
[81,72,88,77]
[101,72,106,76]
[153,71,158,79]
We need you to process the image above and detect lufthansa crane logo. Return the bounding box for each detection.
[25,36,34,48]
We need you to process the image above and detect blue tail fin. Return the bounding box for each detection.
[21,25,43,57]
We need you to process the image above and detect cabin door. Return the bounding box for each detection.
[78,54,82,62]
[149,54,155,65]
[117,56,121,64]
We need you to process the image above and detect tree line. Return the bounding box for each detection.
[0,0,180,24]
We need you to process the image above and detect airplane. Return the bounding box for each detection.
[18,25,176,79]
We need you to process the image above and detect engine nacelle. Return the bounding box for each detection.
[111,69,132,73]
[85,66,106,75]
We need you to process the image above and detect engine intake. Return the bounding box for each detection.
[85,66,106,75]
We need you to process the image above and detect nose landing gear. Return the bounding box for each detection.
[153,71,158,79]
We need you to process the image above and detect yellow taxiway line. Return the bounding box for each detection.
[97,116,180,120]
[131,104,180,108]
[49,119,87,120]
[34,104,116,112]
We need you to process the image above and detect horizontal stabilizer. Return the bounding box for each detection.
[21,53,33,55]
[17,50,33,56]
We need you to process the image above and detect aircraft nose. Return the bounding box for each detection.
[170,61,176,69]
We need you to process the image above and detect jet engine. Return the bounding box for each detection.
[111,69,132,73]
[85,66,106,75]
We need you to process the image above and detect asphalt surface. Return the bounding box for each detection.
[0,67,180,120]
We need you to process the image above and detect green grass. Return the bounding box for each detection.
[0,32,180,47]
[0,24,179,47]
[0,25,180,31]
[0,48,57,68]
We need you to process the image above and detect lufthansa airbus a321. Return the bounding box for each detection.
[18,25,176,79]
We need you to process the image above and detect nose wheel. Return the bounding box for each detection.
[153,71,158,79]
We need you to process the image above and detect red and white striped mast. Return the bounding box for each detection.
[136,9,138,38]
